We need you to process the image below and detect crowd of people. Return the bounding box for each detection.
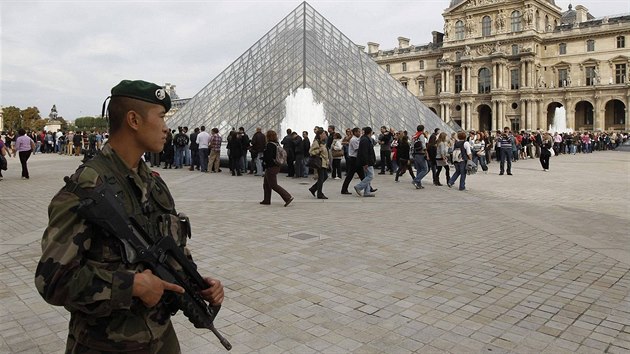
[1,124,627,188]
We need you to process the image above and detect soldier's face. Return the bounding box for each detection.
[137,105,168,153]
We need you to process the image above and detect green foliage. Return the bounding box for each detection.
[1,106,43,131]
[74,116,108,131]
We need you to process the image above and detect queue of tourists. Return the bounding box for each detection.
[1,126,627,189]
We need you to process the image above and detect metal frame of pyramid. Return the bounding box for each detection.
[168,2,458,135]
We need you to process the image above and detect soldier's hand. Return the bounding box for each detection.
[132,269,185,307]
[200,277,224,306]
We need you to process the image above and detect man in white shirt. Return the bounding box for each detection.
[196,126,211,172]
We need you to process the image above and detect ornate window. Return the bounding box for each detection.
[559,43,567,55]
[419,60,425,69]
[435,78,442,95]
[616,64,627,84]
[455,20,465,40]
[511,11,521,32]
[586,39,595,52]
[558,68,569,87]
[617,36,625,48]
[545,15,550,31]
[482,16,492,36]
[402,62,407,72]
[585,67,596,86]
[512,44,519,55]
[455,74,463,93]
[386,64,390,73]
[418,80,425,95]
[510,69,520,90]
[478,68,491,94]
[401,81,408,89]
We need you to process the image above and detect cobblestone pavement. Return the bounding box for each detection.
[1,150,629,353]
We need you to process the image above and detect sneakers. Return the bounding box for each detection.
[447,182,453,188]
[284,197,294,207]
[413,182,423,189]
[353,186,362,196]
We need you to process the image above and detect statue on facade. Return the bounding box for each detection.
[444,20,451,39]
[463,45,471,56]
[524,6,534,27]
[537,74,546,88]
[593,67,600,84]
[492,41,503,54]
[495,10,506,32]
[465,16,476,35]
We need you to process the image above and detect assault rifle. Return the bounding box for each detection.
[65,177,232,351]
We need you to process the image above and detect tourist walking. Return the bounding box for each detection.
[434,132,450,184]
[394,134,416,183]
[308,130,329,199]
[448,131,473,191]
[331,132,343,179]
[261,130,294,207]
[15,128,35,179]
[353,127,376,197]
[540,132,553,171]
[498,127,513,175]
[411,125,429,189]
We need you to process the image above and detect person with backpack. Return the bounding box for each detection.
[447,131,473,191]
[260,130,293,207]
[173,126,189,169]
[411,125,429,189]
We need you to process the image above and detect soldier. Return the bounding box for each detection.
[34,80,224,353]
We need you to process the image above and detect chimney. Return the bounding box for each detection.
[367,42,380,54]
[398,37,410,48]
[575,5,588,23]
[432,31,444,45]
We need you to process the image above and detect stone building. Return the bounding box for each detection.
[369,0,629,132]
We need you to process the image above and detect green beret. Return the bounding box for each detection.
[110,80,171,112]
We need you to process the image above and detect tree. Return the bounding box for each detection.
[2,106,22,131]
[75,116,108,131]
[21,107,42,131]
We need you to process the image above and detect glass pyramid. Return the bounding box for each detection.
[168,2,457,135]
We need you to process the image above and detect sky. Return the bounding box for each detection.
[1,0,629,121]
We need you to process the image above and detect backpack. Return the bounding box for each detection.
[452,141,465,163]
[175,134,189,147]
[273,142,287,165]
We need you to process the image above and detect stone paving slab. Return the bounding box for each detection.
[0,150,629,353]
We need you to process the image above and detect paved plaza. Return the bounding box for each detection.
[1,150,629,353]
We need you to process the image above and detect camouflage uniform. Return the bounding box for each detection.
[35,143,190,353]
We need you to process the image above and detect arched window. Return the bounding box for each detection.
[402,62,407,72]
[482,16,492,36]
[478,68,491,93]
[455,20,465,40]
[511,10,521,32]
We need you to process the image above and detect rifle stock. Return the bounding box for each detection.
[67,177,232,350]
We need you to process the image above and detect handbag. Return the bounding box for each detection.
[332,149,344,158]
[308,155,321,169]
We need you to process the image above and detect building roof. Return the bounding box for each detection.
[448,0,556,9]
[560,4,595,24]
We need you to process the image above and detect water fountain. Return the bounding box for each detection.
[548,106,573,133]
[281,88,328,136]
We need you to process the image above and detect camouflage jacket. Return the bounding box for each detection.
[35,144,191,353]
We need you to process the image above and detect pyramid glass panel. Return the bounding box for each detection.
[168,2,458,135]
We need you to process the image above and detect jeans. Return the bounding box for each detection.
[239,155,247,172]
[499,148,512,174]
[473,154,488,171]
[254,152,263,175]
[174,146,186,168]
[184,146,191,165]
[448,161,467,190]
[569,145,577,154]
[380,150,391,173]
[310,167,328,197]
[199,148,209,172]
[412,154,429,186]
[355,165,374,195]
[295,155,304,177]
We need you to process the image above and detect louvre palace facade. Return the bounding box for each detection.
[368,0,630,132]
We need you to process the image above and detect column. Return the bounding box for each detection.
[445,104,450,122]
[466,66,472,91]
[466,103,472,130]
[626,96,630,132]
[521,100,527,130]
[526,99,533,130]
[441,70,446,93]
[446,70,451,92]
[537,100,545,130]
[499,63,504,90]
